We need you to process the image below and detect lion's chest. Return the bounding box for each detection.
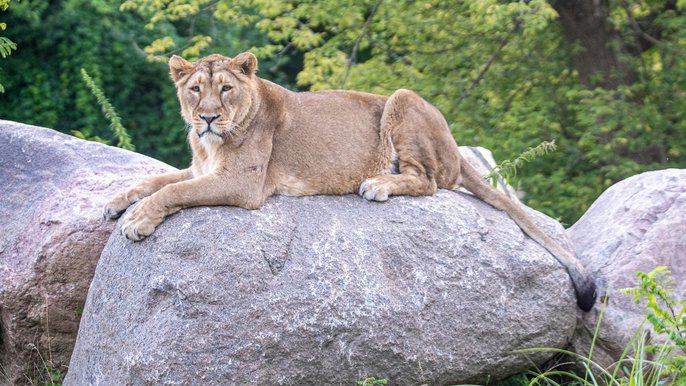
[192,148,222,177]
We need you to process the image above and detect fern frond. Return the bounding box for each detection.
[80,68,135,151]
[485,140,557,186]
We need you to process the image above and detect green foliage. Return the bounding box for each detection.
[80,68,134,151]
[486,141,557,188]
[0,36,15,58]
[356,376,388,386]
[120,0,686,224]
[43,367,62,386]
[70,129,108,145]
[0,0,189,166]
[0,0,16,93]
[624,266,686,382]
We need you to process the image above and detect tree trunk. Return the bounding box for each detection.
[551,0,635,89]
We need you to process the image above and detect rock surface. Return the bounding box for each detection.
[67,189,579,385]
[0,120,173,384]
[568,169,686,367]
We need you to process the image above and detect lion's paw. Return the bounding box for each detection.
[103,198,130,220]
[120,198,164,241]
[358,178,391,202]
[103,192,139,220]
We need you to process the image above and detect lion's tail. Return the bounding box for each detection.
[459,157,597,311]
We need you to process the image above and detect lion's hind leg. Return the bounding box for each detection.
[358,89,459,202]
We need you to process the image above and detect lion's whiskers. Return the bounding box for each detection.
[221,122,243,139]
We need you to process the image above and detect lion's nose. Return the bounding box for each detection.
[199,114,220,125]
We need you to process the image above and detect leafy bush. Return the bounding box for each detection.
[625,266,686,383]
[0,1,189,166]
[0,0,17,93]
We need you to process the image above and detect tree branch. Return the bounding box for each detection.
[623,1,685,57]
[455,34,511,106]
[339,0,383,89]
[622,1,662,47]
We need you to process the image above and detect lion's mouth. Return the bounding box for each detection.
[197,126,222,138]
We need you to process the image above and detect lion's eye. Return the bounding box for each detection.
[190,85,200,92]
[221,85,233,92]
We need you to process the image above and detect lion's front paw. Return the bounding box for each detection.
[358,178,391,202]
[103,188,146,220]
[103,195,132,221]
[120,198,165,241]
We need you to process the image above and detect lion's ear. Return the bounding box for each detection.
[232,52,258,76]
[169,55,193,82]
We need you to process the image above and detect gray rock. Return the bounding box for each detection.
[67,188,579,385]
[0,120,172,384]
[568,169,686,367]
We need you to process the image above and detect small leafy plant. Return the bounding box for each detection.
[485,140,557,188]
[624,266,686,383]
[356,376,388,386]
[43,367,62,386]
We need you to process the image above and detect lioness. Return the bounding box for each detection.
[104,52,596,311]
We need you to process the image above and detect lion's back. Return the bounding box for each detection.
[267,85,390,195]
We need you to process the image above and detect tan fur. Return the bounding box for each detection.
[104,52,596,311]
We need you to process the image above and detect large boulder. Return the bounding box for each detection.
[66,189,580,384]
[0,120,173,384]
[568,169,686,366]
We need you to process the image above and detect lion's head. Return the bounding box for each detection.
[169,52,259,146]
